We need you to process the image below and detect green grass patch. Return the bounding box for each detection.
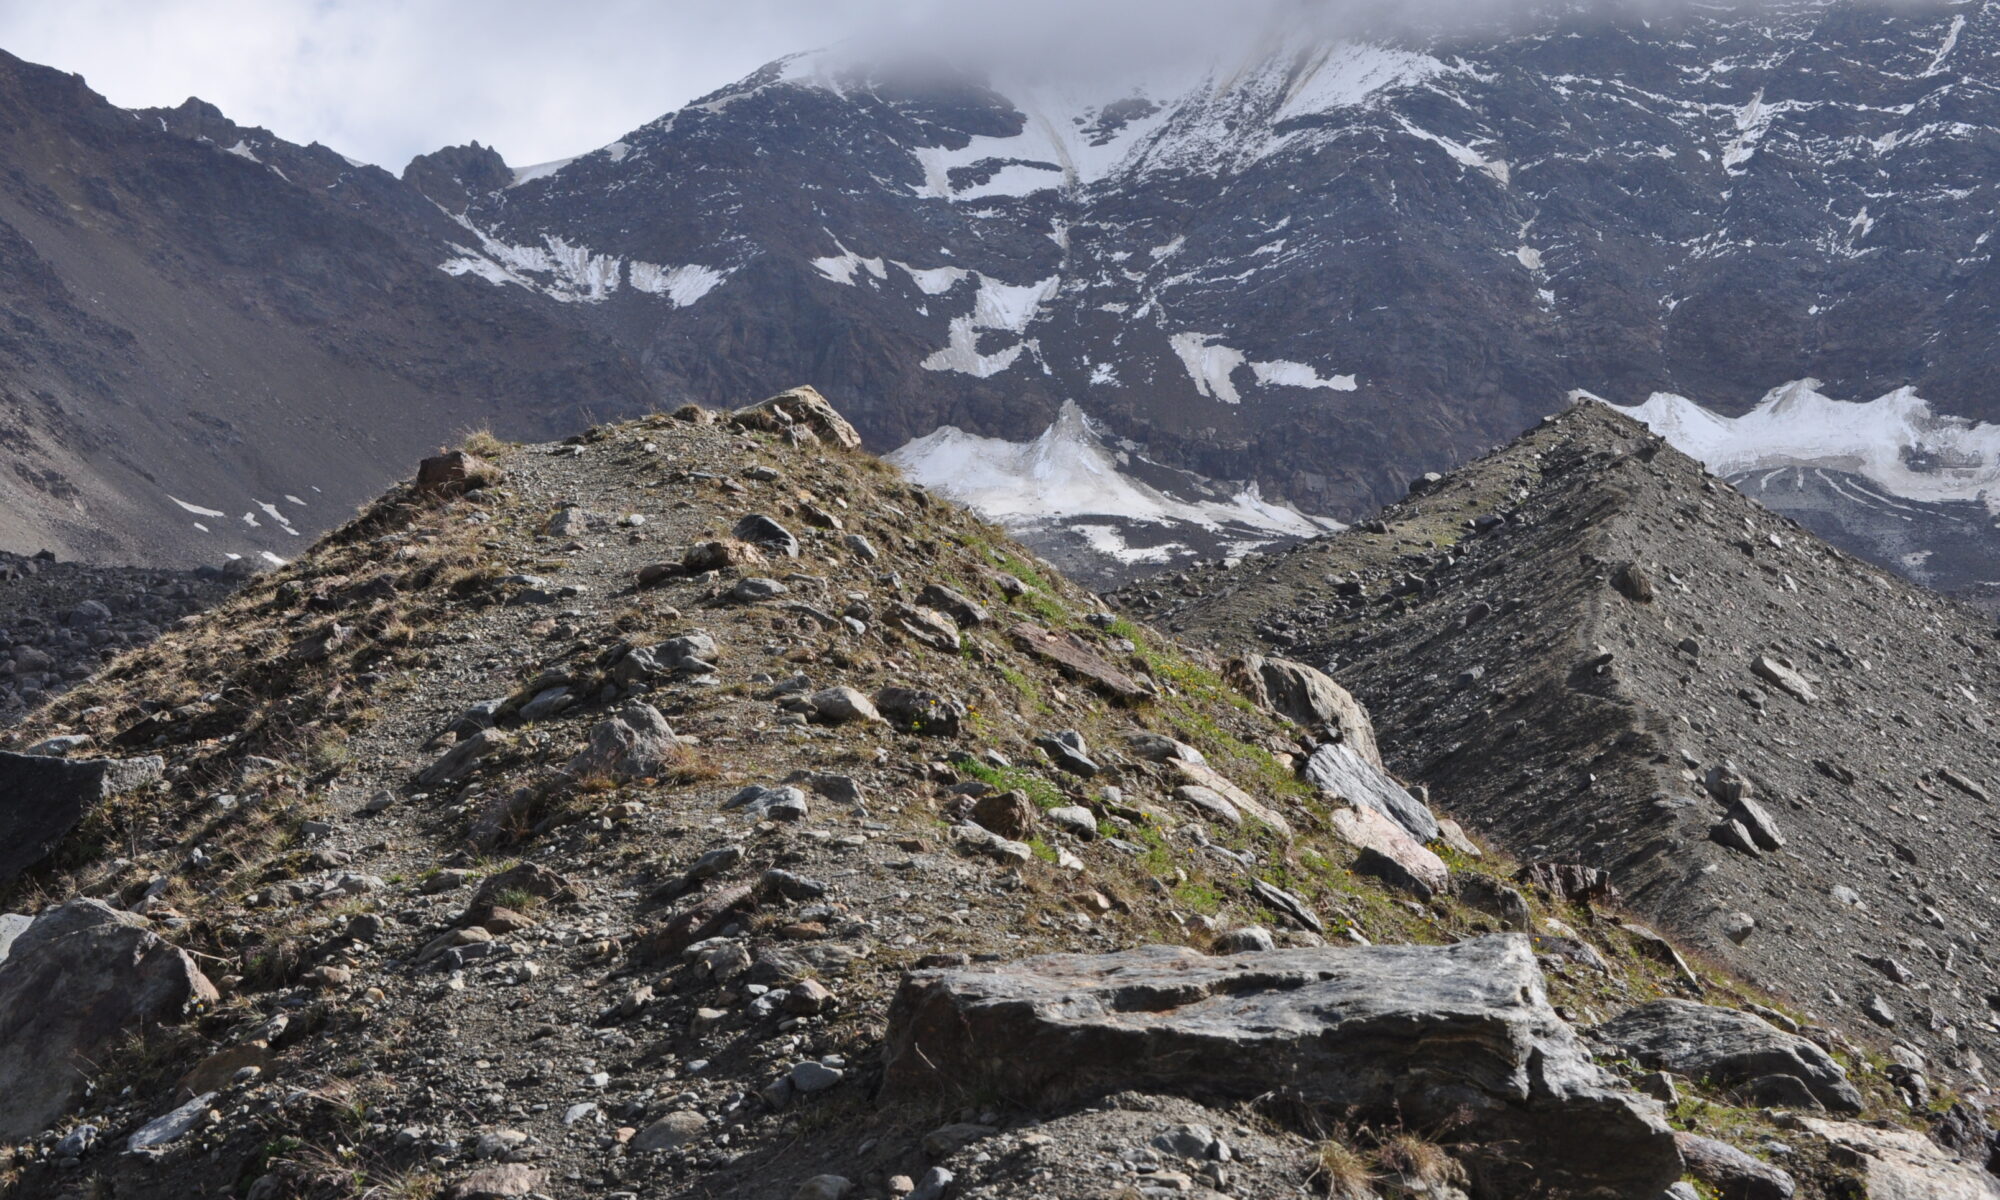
[959,759,1066,811]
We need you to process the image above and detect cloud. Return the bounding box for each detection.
[0,0,1936,170]
[0,0,906,169]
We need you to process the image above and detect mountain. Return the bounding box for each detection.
[1128,398,2000,1106]
[7,0,2000,590]
[430,0,2000,583]
[2,390,1994,1198]
[0,52,662,567]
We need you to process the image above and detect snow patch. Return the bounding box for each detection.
[887,402,1339,552]
[510,157,575,187]
[1600,381,2000,513]
[168,496,225,518]
[811,241,888,286]
[629,262,728,307]
[1170,333,1247,404]
[1250,360,1358,392]
[223,140,260,163]
[920,273,1059,378]
[440,216,725,306]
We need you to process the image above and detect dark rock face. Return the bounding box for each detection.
[0,751,163,886]
[883,935,1682,1197]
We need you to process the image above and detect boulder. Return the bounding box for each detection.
[1330,805,1448,897]
[732,514,799,558]
[1791,1116,2000,1200]
[1302,741,1439,844]
[729,386,863,450]
[1227,655,1381,768]
[874,687,966,737]
[1750,655,1817,703]
[971,791,1037,841]
[0,751,165,887]
[1675,1132,1795,1200]
[415,449,498,496]
[416,728,509,787]
[883,936,1680,1198]
[916,584,988,627]
[1593,1000,1863,1114]
[808,686,883,725]
[0,899,218,1139]
[1164,758,1292,837]
[885,603,961,652]
[566,703,682,782]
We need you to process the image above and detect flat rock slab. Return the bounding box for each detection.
[1593,999,1863,1114]
[884,935,1679,1197]
[1304,741,1439,844]
[1008,623,1150,701]
[0,751,163,887]
[1164,759,1293,837]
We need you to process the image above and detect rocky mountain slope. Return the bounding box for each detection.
[0,51,661,568]
[1131,399,2000,1129]
[0,390,1988,1199]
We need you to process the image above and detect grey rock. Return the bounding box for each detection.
[1728,796,1786,851]
[907,1167,955,1200]
[808,686,882,725]
[417,728,509,787]
[884,936,1679,1197]
[126,1090,215,1153]
[1452,872,1531,930]
[1593,999,1863,1114]
[1172,784,1241,826]
[842,533,879,562]
[793,1176,852,1200]
[725,785,809,823]
[1302,742,1439,844]
[916,584,988,627]
[732,514,799,557]
[1750,655,1817,703]
[1045,805,1098,839]
[516,685,572,722]
[727,577,789,604]
[1675,1131,1795,1200]
[1126,732,1205,764]
[631,1110,707,1152]
[0,900,218,1139]
[1792,1117,2000,1200]
[1742,1073,1824,1110]
[874,687,965,736]
[790,1060,844,1093]
[566,703,680,782]
[1035,730,1098,777]
[1229,655,1381,769]
[1212,926,1276,954]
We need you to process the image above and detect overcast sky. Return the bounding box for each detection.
[0,0,902,170]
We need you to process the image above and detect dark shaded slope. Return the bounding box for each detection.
[1138,401,2000,1084]
[0,52,662,566]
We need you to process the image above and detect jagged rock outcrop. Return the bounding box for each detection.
[883,935,1682,1197]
